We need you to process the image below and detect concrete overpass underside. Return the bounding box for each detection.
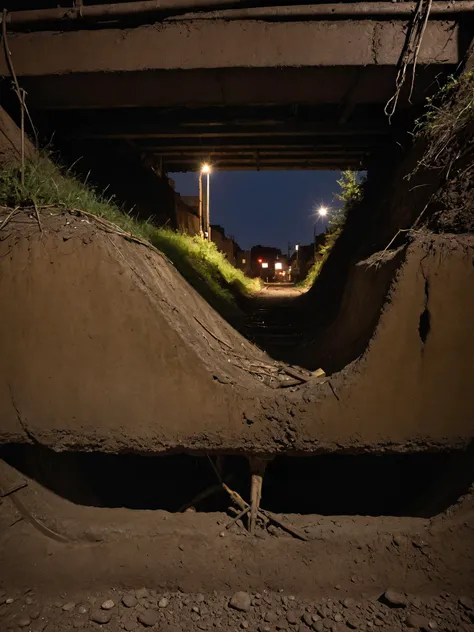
[1,2,473,171]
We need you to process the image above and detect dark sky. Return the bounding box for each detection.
[171,171,343,252]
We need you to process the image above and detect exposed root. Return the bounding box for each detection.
[384,0,433,121]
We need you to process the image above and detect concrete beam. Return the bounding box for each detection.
[0,19,460,77]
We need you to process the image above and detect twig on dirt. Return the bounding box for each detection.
[193,315,233,350]
[281,365,311,383]
[259,509,309,542]
[179,480,232,512]
[225,506,250,530]
[222,482,248,512]
[208,461,309,541]
[32,200,43,233]
[0,207,19,231]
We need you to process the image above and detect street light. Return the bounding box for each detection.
[199,163,212,240]
[318,206,328,217]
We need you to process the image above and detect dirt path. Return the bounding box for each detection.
[243,284,306,358]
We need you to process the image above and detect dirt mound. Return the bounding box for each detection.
[0,209,472,455]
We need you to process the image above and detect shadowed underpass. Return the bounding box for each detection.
[0,2,473,628]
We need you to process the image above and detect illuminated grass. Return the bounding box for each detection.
[0,154,260,323]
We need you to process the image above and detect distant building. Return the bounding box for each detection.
[250,245,289,282]
[236,251,251,275]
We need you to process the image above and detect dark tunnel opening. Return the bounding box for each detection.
[1,445,472,519]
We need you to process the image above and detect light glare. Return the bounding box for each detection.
[318,206,328,217]
[201,163,211,174]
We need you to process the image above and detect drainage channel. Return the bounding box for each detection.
[1,445,472,519]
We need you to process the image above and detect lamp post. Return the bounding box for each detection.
[199,163,211,240]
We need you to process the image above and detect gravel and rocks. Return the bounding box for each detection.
[0,587,473,631]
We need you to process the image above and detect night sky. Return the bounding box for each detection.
[171,171,343,252]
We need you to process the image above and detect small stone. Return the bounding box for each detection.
[241,622,249,629]
[101,599,115,610]
[230,592,251,612]
[192,606,200,614]
[6,598,14,604]
[302,612,313,626]
[346,617,360,629]
[342,599,355,609]
[18,618,31,628]
[196,594,205,603]
[124,619,138,631]
[459,597,474,611]
[428,621,438,630]
[287,612,298,625]
[123,594,138,608]
[265,611,278,623]
[406,613,430,628]
[312,622,324,632]
[159,598,169,608]
[374,619,384,627]
[138,610,159,627]
[25,597,33,605]
[334,613,343,622]
[393,535,406,546]
[30,610,41,620]
[78,605,88,614]
[312,613,322,622]
[276,621,288,630]
[90,609,113,624]
[136,588,149,600]
[259,626,271,632]
[335,585,341,591]
[63,602,75,612]
[383,589,408,608]
[73,620,84,629]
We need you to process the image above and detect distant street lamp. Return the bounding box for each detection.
[199,163,212,240]
[318,206,328,217]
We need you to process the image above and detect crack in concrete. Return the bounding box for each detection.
[7,383,40,445]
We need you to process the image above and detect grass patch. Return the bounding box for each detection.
[413,71,474,172]
[0,153,260,322]
[299,171,365,289]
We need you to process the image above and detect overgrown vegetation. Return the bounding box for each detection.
[0,154,260,322]
[413,70,474,172]
[299,170,365,288]
[410,70,474,233]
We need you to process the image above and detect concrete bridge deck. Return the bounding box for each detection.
[1,2,472,170]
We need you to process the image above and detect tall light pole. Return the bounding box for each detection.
[199,163,211,240]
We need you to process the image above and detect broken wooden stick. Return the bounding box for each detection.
[225,506,250,530]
